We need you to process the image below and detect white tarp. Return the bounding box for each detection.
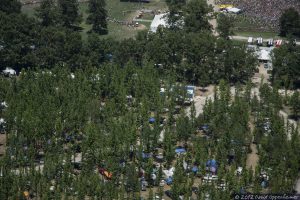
[227,7,241,13]
[150,14,168,33]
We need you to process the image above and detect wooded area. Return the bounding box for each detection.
[0,0,299,199]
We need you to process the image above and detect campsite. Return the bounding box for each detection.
[1,0,300,199]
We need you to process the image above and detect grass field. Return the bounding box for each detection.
[234,31,280,39]
[21,0,167,40]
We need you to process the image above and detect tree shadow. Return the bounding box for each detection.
[288,114,299,121]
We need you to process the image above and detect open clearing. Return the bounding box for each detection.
[21,0,167,40]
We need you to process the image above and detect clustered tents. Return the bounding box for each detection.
[206,159,218,174]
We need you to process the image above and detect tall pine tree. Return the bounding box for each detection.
[36,0,59,27]
[87,0,108,34]
[58,0,82,28]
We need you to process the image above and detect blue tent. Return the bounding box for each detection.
[142,152,152,159]
[211,159,217,167]
[192,166,198,173]
[165,177,173,185]
[202,125,209,130]
[175,148,186,154]
[206,159,217,168]
[149,117,155,123]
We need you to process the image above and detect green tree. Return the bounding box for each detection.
[279,8,300,37]
[184,0,212,33]
[87,0,108,34]
[58,0,82,28]
[290,91,300,118]
[0,0,21,14]
[35,0,59,26]
[217,13,234,39]
[166,0,186,29]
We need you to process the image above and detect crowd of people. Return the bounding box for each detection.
[216,0,300,30]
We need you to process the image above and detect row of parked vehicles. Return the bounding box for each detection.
[248,37,283,47]
[248,37,297,47]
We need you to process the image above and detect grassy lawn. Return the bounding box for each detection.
[22,0,167,40]
[234,31,280,39]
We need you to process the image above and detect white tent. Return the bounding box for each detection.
[2,68,16,76]
[150,14,168,33]
[258,49,271,61]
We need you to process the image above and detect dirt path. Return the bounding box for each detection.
[246,120,259,173]
[186,85,215,117]
[296,177,300,194]
[0,134,6,156]
[207,0,218,36]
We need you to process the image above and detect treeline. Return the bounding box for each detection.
[0,0,258,86]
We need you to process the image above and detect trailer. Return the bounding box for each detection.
[267,39,273,47]
[257,37,263,46]
[275,40,282,47]
[248,37,253,44]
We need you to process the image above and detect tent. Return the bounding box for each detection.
[175,147,186,154]
[142,152,152,159]
[258,49,271,62]
[2,68,16,76]
[210,166,217,173]
[206,159,217,167]
[192,166,199,173]
[165,177,173,185]
[150,14,168,33]
[149,117,155,123]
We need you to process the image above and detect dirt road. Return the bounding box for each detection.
[207,0,218,36]
[246,120,259,173]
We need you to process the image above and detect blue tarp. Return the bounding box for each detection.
[165,177,173,185]
[149,117,155,123]
[175,148,186,154]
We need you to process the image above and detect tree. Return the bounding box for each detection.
[184,0,212,33]
[87,0,108,34]
[217,13,234,39]
[279,8,300,37]
[272,44,300,89]
[166,0,186,29]
[58,0,82,28]
[0,0,21,14]
[35,0,59,27]
[290,91,300,118]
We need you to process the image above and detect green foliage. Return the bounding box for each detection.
[290,91,300,117]
[272,44,300,89]
[35,0,59,27]
[217,13,234,39]
[184,0,212,33]
[58,0,82,28]
[87,0,108,35]
[279,8,300,37]
[0,0,21,14]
